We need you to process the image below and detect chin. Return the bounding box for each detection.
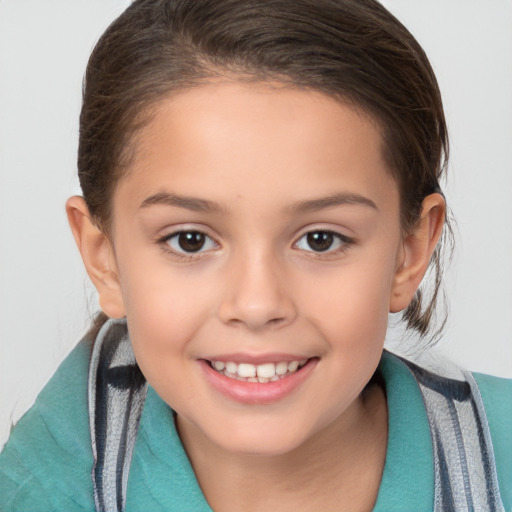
[222,439,303,458]
[209,421,314,458]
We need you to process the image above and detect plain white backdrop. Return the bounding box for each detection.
[1,0,511,448]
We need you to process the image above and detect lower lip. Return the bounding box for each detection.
[198,359,318,405]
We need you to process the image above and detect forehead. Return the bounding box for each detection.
[115,81,398,216]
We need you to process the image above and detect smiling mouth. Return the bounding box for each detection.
[206,359,311,383]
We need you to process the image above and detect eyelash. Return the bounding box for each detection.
[157,229,354,261]
[158,230,218,261]
[293,230,354,257]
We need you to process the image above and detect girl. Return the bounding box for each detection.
[0,0,510,510]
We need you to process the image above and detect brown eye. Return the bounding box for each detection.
[295,230,352,254]
[306,231,334,252]
[165,231,216,254]
[178,232,205,252]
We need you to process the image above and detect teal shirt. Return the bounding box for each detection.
[1,341,511,511]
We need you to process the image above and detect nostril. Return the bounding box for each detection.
[226,314,290,331]
[268,317,287,326]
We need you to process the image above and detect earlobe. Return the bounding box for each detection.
[66,196,126,319]
[389,193,446,313]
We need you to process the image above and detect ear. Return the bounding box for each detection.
[389,193,446,313]
[66,196,126,318]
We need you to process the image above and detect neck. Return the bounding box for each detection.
[177,385,388,512]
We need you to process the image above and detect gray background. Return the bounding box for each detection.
[1,0,511,448]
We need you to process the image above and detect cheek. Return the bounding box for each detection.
[114,249,214,366]
[119,269,215,406]
[300,253,398,348]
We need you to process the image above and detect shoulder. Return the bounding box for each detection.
[473,371,512,431]
[473,371,512,423]
[378,351,511,510]
[0,338,95,511]
[472,371,512,508]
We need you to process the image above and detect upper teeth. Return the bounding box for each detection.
[212,360,307,380]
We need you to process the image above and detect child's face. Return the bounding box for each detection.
[108,81,404,455]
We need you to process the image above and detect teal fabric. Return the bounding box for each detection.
[126,388,211,511]
[0,342,510,511]
[473,372,512,509]
[373,352,435,510]
[0,340,94,511]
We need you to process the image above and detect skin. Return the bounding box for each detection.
[67,81,445,511]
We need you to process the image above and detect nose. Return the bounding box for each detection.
[218,249,297,331]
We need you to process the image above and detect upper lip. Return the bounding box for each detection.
[200,353,314,364]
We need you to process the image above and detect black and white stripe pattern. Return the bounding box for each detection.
[88,319,148,512]
[402,358,504,512]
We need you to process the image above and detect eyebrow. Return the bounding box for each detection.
[288,192,378,214]
[139,191,377,214]
[139,192,225,213]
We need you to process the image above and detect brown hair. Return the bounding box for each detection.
[79,0,451,343]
